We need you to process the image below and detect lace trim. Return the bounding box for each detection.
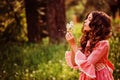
[95,63,106,71]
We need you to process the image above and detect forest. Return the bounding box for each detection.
[0,0,120,80]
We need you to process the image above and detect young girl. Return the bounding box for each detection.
[65,11,114,80]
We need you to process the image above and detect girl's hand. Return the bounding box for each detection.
[65,32,78,55]
[65,32,76,46]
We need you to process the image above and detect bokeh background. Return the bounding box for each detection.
[0,0,120,80]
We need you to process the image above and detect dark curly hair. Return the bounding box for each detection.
[80,11,112,53]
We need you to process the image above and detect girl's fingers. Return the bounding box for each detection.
[65,32,70,40]
[65,32,74,40]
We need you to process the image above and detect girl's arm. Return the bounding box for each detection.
[70,49,77,66]
[65,32,78,66]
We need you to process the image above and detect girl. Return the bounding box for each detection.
[65,11,114,80]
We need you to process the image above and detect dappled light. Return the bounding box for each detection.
[0,0,120,80]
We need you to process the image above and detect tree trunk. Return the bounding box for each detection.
[46,0,66,43]
[24,0,42,42]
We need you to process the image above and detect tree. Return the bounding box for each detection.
[24,0,66,43]
[46,0,66,43]
[24,0,43,42]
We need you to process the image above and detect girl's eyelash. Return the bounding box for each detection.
[88,17,92,21]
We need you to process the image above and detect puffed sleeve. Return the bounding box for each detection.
[75,41,109,78]
[65,51,79,69]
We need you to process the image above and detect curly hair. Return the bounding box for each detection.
[80,11,112,53]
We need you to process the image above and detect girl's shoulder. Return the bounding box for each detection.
[99,40,109,44]
[95,40,109,48]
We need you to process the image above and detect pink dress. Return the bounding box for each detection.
[65,40,114,80]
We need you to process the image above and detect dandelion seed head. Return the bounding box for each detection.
[66,21,74,31]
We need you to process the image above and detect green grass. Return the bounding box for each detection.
[0,40,79,80]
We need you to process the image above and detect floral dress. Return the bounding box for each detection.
[65,40,114,80]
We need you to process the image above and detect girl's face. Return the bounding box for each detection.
[83,13,92,32]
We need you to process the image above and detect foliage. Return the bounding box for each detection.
[109,35,120,79]
[0,0,27,42]
[66,0,86,22]
[109,17,120,79]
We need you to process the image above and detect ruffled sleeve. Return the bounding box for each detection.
[75,40,109,78]
[65,51,79,69]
